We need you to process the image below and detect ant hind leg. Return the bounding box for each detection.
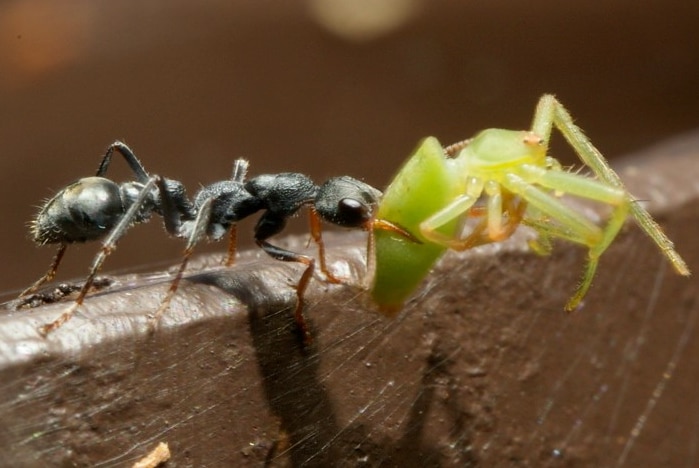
[38,176,161,337]
[19,243,68,299]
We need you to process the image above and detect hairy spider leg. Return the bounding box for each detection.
[532,94,690,276]
[418,138,633,310]
[419,177,528,251]
[500,165,629,310]
[38,176,161,336]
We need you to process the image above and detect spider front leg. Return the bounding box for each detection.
[419,176,526,251]
[38,176,161,336]
[531,94,690,276]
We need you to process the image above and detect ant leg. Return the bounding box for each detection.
[38,176,161,337]
[224,225,238,267]
[258,239,315,345]
[19,244,67,298]
[254,212,315,344]
[148,197,214,332]
[231,158,249,183]
[308,207,343,284]
[95,141,150,183]
[532,94,689,276]
[156,177,195,237]
[223,159,250,267]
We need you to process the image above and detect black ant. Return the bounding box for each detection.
[21,141,415,342]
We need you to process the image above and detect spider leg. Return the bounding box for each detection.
[38,176,161,337]
[419,174,523,250]
[419,169,486,250]
[95,141,150,183]
[532,94,689,276]
[19,243,67,297]
[502,171,628,310]
[148,197,214,333]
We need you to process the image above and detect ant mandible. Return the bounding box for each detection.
[21,141,412,342]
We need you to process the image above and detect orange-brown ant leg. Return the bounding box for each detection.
[19,243,67,297]
[224,225,238,267]
[309,207,343,284]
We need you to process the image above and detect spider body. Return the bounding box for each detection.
[371,95,690,312]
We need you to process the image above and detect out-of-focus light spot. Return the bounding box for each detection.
[307,0,422,42]
[0,1,94,86]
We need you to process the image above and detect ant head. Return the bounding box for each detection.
[32,177,125,245]
[315,176,382,228]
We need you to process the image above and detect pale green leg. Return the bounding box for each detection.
[420,174,524,250]
[502,169,632,310]
[531,94,689,276]
[419,176,483,247]
[419,193,479,247]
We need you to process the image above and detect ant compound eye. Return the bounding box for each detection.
[337,198,371,227]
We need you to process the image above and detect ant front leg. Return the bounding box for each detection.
[38,176,161,337]
[254,211,315,345]
[308,207,343,284]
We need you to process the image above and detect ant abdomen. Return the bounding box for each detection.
[32,177,126,245]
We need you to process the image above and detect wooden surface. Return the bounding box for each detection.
[1,131,697,467]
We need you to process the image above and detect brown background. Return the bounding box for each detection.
[1,1,698,467]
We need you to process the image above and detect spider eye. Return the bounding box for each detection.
[337,198,371,227]
[523,133,544,146]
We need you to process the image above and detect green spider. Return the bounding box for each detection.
[371,94,690,313]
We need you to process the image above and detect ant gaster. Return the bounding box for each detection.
[22,141,415,341]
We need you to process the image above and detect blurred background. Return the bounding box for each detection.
[0,0,697,295]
